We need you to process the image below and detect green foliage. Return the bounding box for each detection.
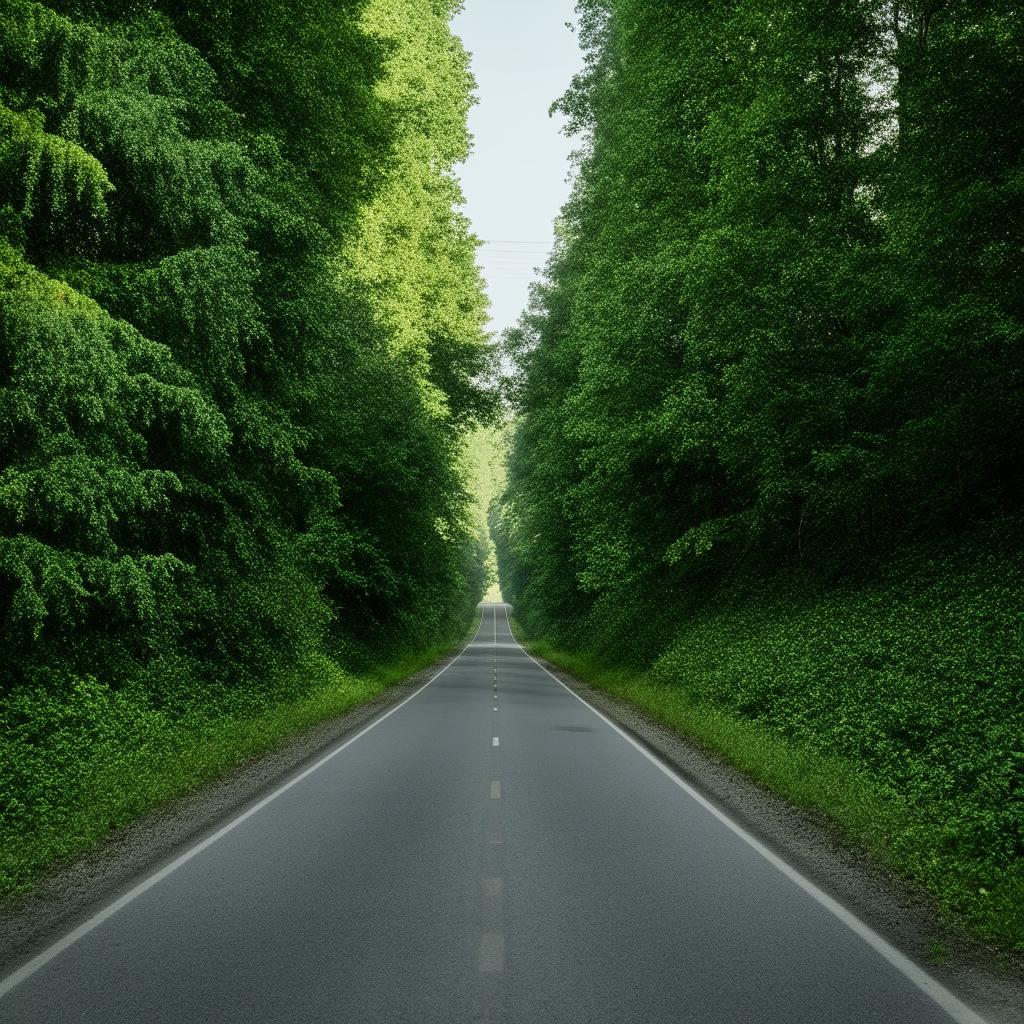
[464,422,510,602]
[0,101,110,250]
[0,240,225,658]
[344,0,495,428]
[652,524,1024,889]
[0,0,493,883]
[496,0,1023,950]
[498,0,1023,629]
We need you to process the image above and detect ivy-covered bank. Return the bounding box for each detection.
[0,1,494,893]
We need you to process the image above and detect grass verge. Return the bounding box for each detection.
[0,607,482,899]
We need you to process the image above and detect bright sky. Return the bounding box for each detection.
[452,0,585,338]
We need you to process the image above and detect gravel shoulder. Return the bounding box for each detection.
[527,648,1024,1024]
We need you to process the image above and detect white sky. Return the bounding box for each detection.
[452,0,585,338]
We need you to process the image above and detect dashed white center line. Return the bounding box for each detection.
[490,781,502,800]
[478,932,505,974]
[492,736,500,747]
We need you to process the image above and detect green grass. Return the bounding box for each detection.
[508,531,1024,956]
[0,608,482,899]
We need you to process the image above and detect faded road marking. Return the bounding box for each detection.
[478,933,505,974]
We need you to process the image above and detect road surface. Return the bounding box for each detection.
[0,604,986,1023]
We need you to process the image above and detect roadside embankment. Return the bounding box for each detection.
[511,524,1023,960]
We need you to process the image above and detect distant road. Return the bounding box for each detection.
[0,604,987,1023]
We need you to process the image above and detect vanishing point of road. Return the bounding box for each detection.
[0,604,988,1023]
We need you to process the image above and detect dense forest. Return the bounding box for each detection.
[496,2,1024,948]
[0,0,494,891]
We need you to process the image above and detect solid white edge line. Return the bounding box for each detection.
[0,604,493,1001]
[500,604,990,1024]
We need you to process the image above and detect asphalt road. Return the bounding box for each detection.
[0,604,988,1023]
